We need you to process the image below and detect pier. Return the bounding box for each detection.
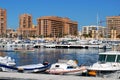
[0,72,119,80]
[55,44,105,49]
[55,44,88,49]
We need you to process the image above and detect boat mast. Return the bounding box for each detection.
[96,13,99,40]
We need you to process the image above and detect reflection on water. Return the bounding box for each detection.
[0,48,110,66]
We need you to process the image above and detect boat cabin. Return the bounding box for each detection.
[98,51,120,63]
[51,63,76,70]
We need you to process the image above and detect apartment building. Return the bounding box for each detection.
[0,8,7,37]
[6,28,17,38]
[37,16,78,37]
[17,14,37,37]
[107,16,120,38]
[82,25,106,38]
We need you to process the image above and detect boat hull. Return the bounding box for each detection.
[46,66,86,75]
[17,63,51,73]
[87,69,120,78]
[0,63,51,73]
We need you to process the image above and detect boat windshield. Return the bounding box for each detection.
[117,55,120,62]
[99,54,106,62]
[99,54,116,62]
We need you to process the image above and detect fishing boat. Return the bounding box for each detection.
[46,60,86,75]
[17,62,51,73]
[0,56,16,71]
[0,56,51,73]
[87,51,120,78]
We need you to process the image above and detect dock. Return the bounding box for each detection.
[0,72,119,80]
[55,44,106,49]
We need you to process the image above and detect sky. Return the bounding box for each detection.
[0,0,120,30]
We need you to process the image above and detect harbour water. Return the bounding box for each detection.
[0,48,111,66]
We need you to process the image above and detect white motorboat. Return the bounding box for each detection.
[44,43,56,48]
[0,56,16,71]
[87,51,120,78]
[46,60,86,75]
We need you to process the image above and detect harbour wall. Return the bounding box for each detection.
[0,72,119,80]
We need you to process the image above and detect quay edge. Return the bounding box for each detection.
[0,72,119,80]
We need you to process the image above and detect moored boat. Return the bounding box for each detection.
[46,60,87,75]
[0,56,16,71]
[17,62,51,73]
[14,48,35,52]
[0,56,51,73]
[87,51,120,78]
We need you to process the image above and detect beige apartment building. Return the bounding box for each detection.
[17,14,37,38]
[0,8,7,37]
[107,16,120,39]
[37,16,78,37]
[82,25,106,39]
[82,25,97,38]
[6,28,17,38]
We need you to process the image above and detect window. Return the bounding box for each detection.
[67,66,74,69]
[1,18,4,21]
[106,55,116,62]
[1,11,4,16]
[99,54,106,62]
[117,55,120,62]
[55,65,59,67]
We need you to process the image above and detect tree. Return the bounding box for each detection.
[39,35,44,38]
[82,34,89,38]
[117,34,120,38]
